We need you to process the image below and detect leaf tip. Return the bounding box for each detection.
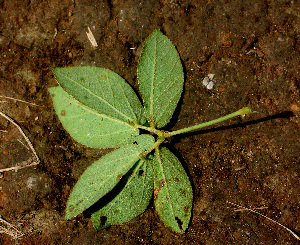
[64,212,72,221]
[153,29,163,34]
[64,205,76,220]
[175,216,184,233]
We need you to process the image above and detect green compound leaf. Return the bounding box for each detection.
[65,135,155,220]
[52,66,146,125]
[49,86,139,148]
[138,29,184,128]
[153,147,193,233]
[91,157,154,230]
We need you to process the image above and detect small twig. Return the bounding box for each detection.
[0,111,40,173]
[227,201,300,241]
[0,95,40,107]
[17,139,30,151]
[0,215,24,239]
[0,161,39,173]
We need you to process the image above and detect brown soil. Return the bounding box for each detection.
[0,0,299,244]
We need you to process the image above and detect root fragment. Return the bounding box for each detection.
[0,111,40,173]
[227,201,300,241]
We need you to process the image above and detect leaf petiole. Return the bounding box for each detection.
[141,136,165,157]
[165,107,252,137]
[135,124,164,136]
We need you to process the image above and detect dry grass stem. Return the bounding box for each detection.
[0,215,24,239]
[86,27,98,48]
[0,95,40,107]
[17,139,30,151]
[0,111,40,173]
[234,206,268,212]
[227,201,300,241]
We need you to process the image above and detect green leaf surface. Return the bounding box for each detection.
[49,86,139,148]
[153,147,192,233]
[52,66,145,125]
[65,135,155,220]
[91,158,154,230]
[138,29,184,128]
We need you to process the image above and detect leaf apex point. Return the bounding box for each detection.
[63,214,71,220]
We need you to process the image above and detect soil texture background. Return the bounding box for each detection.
[0,0,299,244]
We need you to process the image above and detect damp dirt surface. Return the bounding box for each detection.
[0,0,299,244]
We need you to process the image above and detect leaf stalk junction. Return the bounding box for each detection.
[138,107,252,157]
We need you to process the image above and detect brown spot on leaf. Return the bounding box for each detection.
[117,175,123,181]
[61,110,66,116]
[159,179,166,188]
[69,205,75,212]
[173,177,179,181]
[101,74,108,79]
[184,206,189,213]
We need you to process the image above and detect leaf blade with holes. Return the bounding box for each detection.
[49,86,139,148]
[153,147,192,233]
[65,135,155,220]
[138,30,184,128]
[52,67,146,125]
[91,158,154,230]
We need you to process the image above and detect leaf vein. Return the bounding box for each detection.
[57,71,133,122]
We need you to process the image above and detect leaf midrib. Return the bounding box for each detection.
[150,34,158,123]
[60,90,137,129]
[103,159,145,216]
[70,151,141,213]
[156,149,177,228]
[57,70,134,123]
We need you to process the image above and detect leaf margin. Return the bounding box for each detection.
[49,86,140,148]
[137,29,184,128]
[91,157,154,230]
[153,146,193,233]
[64,135,155,220]
[52,66,146,125]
